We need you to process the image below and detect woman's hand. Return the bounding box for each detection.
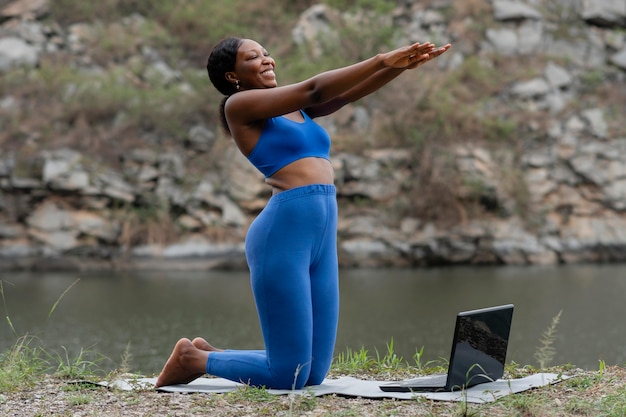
[380,42,433,68]
[380,42,451,69]
[406,43,451,69]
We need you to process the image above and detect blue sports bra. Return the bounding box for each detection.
[247,111,331,177]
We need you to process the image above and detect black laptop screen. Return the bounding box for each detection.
[447,305,514,390]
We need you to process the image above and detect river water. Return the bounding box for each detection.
[1,264,623,375]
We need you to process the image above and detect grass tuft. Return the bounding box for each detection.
[49,345,109,380]
[0,335,49,392]
[534,310,562,370]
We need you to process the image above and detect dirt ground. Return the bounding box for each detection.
[1,367,624,417]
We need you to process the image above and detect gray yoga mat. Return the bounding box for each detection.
[103,373,566,403]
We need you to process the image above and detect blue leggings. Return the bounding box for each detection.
[206,184,339,389]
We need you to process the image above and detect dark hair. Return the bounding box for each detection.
[207,37,244,135]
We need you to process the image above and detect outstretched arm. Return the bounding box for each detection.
[305,43,451,118]
[225,41,440,127]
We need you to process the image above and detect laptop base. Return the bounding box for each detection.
[380,374,448,392]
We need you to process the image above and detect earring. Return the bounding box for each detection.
[235,80,240,91]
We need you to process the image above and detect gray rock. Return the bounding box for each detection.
[486,28,518,55]
[0,153,15,177]
[26,201,75,231]
[579,0,626,27]
[0,37,39,73]
[0,0,50,20]
[580,108,608,139]
[28,229,78,251]
[544,62,573,89]
[187,125,216,152]
[292,4,341,58]
[158,153,185,180]
[517,20,544,54]
[493,0,542,21]
[610,48,626,70]
[70,210,119,242]
[95,171,135,203]
[510,78,551,98]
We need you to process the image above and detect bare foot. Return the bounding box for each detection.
[155,338,209,388]
[192,337,223,352]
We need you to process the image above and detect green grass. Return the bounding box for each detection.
[2,331,626,417]
[534,310,562,370]
[0,279,108,391]
[0,335,49,392]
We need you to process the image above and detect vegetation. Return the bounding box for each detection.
[1,288,624,415]
[2,332,626,416]
[0,2,523,191]
[534,310,563,370]
[3,0,623,245]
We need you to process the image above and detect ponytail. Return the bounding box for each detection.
[219,96,231,136]
[207,37,244,137]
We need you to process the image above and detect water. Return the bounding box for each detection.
[1,265,624,375]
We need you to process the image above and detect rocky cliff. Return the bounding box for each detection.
[0,0,625,270]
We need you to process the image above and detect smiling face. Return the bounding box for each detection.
[226,39,277,91]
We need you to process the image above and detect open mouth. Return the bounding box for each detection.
[261,69,275,77]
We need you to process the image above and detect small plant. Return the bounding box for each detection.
[331,346,375,374]
[374,338,406,373]
[534,310,562,369]
[48,278,80,319]
[0,335,49,392]
[49,345,108,380]
[288,364,318,416]
[598,359,606,378]
[411,347,447,375]
[1,277,109,390]
[67,393,94,406]
[225,383,274,403]
[118,341,133,375]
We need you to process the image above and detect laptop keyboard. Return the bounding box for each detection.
[400,374,447,387]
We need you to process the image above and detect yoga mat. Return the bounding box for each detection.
[102,373,567,403]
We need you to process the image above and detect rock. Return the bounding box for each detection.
[0,0,49,20]
[70,211,119,242]
[517,20,544,54]
[224,146,268,204]
[10,176,42,189]
[493,0,542,21]
[187,125,216,152]
[610,47,626,70]
[26,201,75,231]
[580,108,608,139]
[0,237,40,258]
[579,0,626,27]
[158,153,185,180]
[292,4,341,59]
[0,153,15,177]
[0,37,39,73]
[95,171,135,203]
[149,234,245,259]
[28,229,78,251]
[2,0,626,269]
[340,238,397,266]
[40,149,90,191]
[544,62,573,89]
[155,177,187,207]
[0,222,22,238]
[485,28,518,55]
[510,78,551,98]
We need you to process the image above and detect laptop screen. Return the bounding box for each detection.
[446,304,514,390]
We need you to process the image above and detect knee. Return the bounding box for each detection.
[272,361,311,390]
[306,362,330,386]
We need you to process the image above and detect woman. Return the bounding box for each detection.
[156,37,450,389]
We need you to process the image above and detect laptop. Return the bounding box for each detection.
[380,304,514,392]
